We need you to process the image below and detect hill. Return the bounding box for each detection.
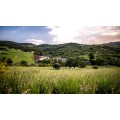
[35,42,120,59]
[0,46,34,64]
[0,40,120,59]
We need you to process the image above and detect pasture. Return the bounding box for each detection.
[0,47,34,64]
[0,66,120,94]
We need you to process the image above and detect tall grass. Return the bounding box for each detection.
[0,66,120,94]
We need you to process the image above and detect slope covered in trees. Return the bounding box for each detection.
[0,40,120,66]
[0,40,120,58]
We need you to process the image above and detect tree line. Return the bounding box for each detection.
[0,51,120,69]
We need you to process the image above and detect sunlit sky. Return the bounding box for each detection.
[0,26,120,45]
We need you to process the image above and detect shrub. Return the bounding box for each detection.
[92,65,98,69]
[80,61,87,68]
[6,58,13,66]
[117,61,120,67]
[96,58,106,66]
[20,60,28,66]
[0,57,6,62]
[30,63,35,66]
[14,63,20,66]
[90,59,96,65]
[53,63,61,70]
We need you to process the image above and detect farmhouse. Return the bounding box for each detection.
[34,55,50,62]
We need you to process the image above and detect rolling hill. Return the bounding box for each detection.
[0,46,34,64]
[0,40,120,61]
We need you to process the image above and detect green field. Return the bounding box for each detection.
[0,47,34,64]
[0,66,120,94]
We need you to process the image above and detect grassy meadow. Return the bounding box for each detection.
[0,66,120,94]
[0,47,34,64]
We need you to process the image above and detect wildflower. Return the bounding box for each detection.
[0,62,7,74]
[80,85,83,90]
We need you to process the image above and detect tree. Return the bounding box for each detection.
[89,52,95,60]
[96,58,106,66]
[90,59,96,65]
[6,58,13,66]
[80,61,87,68]
[66,57,76,68]
[38,59,51,67]
[53,59,57,63]
[116,60,120,67]
[75,57,86,68]
[58,59,66,67]
[20,60,28,66]
[53,63,61,70]
[75,57,81,67]
[89,52,96,65]
[0,57,6,62]
[34,50,43,56]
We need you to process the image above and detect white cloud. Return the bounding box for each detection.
[25,39,44,45]
[47,26,120,44]
[48,26,84,44]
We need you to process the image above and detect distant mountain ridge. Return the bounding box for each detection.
[0,40,34,46]
[107,41,120,45]
[0,40,120,46]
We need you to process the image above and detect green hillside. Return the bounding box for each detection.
[0,47,34,64]
[0,41,120,64]
[32,42,120,58]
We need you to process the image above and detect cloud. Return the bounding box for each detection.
[1,26,120,45]
[47,26,120,44]
[80,28,120,44]
[25,39,44,45]
[94,33,120,44]
[48,26,84,44]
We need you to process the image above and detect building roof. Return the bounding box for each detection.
[34,55,50,62]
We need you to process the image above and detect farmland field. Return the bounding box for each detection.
[0,66,120,94]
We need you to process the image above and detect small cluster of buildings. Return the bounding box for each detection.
[34,55,50,62]
[34,55,67,63]
[34,55,90,65]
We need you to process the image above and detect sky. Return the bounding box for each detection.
[0,26,120,45]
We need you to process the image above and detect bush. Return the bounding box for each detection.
[117,61,120,67]
[6,58,13,66]
[92,65,98,69]
[96,58,106,66]
[90,59,96,65]
[20,60,28,66]
[53,63,61,70]
[0,57,6,62]
[14,63,20,66]
[80,61,87,68]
